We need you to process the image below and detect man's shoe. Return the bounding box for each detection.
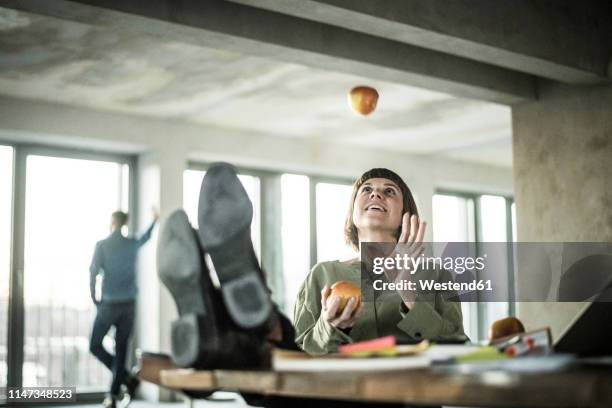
[125,373,140,400]
[158,209,270,369]
[198,163,275,332]
[102,396,116,408]
[118,392,131,408]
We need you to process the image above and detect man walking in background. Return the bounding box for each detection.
[89,209,159,408]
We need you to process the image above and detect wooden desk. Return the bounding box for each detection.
[160,362,612,408]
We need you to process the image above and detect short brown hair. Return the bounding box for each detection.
[344,168,419,251]
[112,211,129,227]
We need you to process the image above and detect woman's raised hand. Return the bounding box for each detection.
[398,212,426,252]
[391,213,427,308]
[320,285,363,329]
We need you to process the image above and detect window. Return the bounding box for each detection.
[183,169,261,259]
[480,195,507,242]
[0,144,134,395]
[22,155,130,389]
[432,195,475,242]
[184,168,355,317]
[279,176,354,316]
[433,191,516,341]
[280,175,310,316]
[315,182,356,263]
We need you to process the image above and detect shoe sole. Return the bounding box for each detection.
[157,210,220,367]
[197,163,272,330]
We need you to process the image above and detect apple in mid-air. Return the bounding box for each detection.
[348,86,379,115]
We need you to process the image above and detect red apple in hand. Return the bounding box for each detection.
[348,86,378,115]
[330,281,361,315]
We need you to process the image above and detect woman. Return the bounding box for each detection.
[293,168,465,355]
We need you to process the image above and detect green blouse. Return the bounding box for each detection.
[293,260,466,355]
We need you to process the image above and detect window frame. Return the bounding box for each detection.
[188,162,354,270]
[0,140,136,399]
[309,175,354,267]
[186,162,271,257]
[187,162,354,313]
[435,188,516,340]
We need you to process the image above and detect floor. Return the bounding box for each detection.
[68,392,249,408]
[65,394,463,408]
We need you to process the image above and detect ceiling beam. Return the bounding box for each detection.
[4,0,535,104]
[228,0,612,85]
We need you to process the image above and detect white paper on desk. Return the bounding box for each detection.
[273,354,431,372]
[424,344,482,362]
[272,345,481,372]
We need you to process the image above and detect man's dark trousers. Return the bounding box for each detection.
[89,301,135,397]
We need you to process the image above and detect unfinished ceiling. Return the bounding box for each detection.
[0,6,512,167]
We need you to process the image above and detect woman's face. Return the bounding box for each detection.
[352,178,404,238]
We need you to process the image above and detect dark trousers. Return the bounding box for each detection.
[89,301,135,397]
[275,311,301,351]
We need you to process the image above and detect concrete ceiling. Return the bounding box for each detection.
[0,7,512,167]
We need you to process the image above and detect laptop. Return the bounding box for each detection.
[554,286,612,356]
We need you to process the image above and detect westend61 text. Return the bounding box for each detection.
[372,279,493,292]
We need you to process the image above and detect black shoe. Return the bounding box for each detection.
[198,163,275,332]
[158,209,270,369]
[118,392,131,408]
[158,210,225,367]
[102,396,116,408]
[125,373,140,400]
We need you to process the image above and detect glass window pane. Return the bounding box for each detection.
[479,195,511,339]
[485,302,509,335]
[183,169,204,228]
[432,194,477,341]
[238,174,261,259]
[182,169,261,259]
[23,155,130,390]
[432,194,475,242]
[120,164,130,214]
[315,182,356,263]
[460,302,477,343]
[0,146,13,392]
[280,174,310,317]
[434,193,514,341]
[511,202,517,242]
[479,195,507,242]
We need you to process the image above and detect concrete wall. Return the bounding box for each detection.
[135,152,186,401]
[512,82,612,339]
